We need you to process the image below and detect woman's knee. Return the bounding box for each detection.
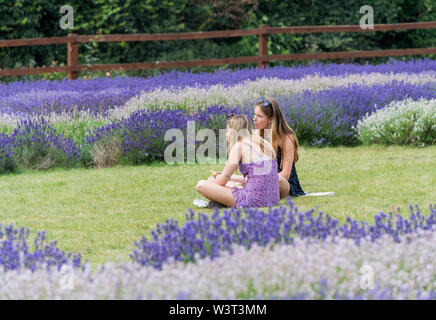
[196,180,208,193]
[278,176,290,199]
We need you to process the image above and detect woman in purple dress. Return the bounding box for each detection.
[195,114,280,208]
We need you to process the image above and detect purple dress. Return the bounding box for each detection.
[231,144,280,208]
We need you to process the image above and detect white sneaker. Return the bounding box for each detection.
[193,199,210,208]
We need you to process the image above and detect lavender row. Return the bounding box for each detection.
[3,200,434,275]
[2,201,435,299]
[3,71,435,117]
[1,237,435,299]
[119,71,436,116]
[2,58,435,97]
[131,199,436,270]
[1,81,436,173]
[278,81,436,146]
[1,59,435,117]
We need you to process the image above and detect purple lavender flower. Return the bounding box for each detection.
[10,118,82,169]
[131,199,436,270]
[1,58,435,116]
[0,224,84,272]
[0,133,15,173]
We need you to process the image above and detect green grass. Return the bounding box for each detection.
[0,145,435,268]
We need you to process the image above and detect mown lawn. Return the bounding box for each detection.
[0,145,434,268]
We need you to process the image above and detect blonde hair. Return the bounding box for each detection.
[255,97,300,163]
[226,114,275,161]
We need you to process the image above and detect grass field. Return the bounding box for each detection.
[0,145,435,268]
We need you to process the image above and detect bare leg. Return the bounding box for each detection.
[279,175,290,199]
[196,180,237,207]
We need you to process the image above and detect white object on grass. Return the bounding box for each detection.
[300,192,335,197]
[193,199,210,208]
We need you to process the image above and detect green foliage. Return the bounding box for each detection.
[0,0,435,81]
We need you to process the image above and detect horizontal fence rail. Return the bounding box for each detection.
[0,21,435,79]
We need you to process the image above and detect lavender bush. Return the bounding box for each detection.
[11,118,83,170]
[131,199,436,270]
[278,81,436,146]
[0,224,84,272]
[0,133,14,173]
[85,105,240,164]
[356,98,436,145]
[2,232,436,299]
[119,108,207,163]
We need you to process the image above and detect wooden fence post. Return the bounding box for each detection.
[258,25,269,69]
[67,33,79,80]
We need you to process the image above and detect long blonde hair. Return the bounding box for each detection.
[226,114,275,161]
[255,97,300,163]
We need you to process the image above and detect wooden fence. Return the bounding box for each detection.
[0,21,435,79]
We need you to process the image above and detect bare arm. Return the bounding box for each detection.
[228,174,245,183]
[279,135,294,180]
[215,143,241,186]
[210,171,244,183]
